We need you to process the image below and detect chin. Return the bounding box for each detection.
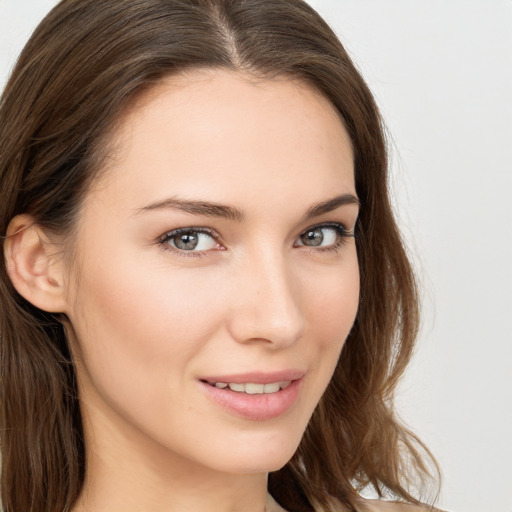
[207,430,303,475]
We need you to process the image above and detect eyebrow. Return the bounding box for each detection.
[135,197,245,221]
[302,193,360,220]
[135,193,360,221]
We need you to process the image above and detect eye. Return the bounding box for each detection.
[294,223,352,250]
[159,228,220,253]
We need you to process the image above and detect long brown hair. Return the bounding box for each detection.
[0,1,439,511]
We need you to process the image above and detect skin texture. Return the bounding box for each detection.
[11,70,362,511]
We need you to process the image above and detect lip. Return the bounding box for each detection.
[199,370,305,421]
[200,369,305,385]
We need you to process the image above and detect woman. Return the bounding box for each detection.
[0,1,440,511]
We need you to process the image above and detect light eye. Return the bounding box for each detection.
[161,229,218,252]
[295,224,348,249]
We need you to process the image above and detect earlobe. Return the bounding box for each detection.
[4,214,67,313]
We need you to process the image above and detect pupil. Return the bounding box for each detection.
[302,229,323,246]
[175,232,198,250]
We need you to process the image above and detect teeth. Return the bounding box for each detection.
[263,382,280,393]
[244,383,264,394]
[212,381,291,394]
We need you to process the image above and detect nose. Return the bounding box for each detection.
[226,250,305,349]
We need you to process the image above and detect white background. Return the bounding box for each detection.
[1,1,511,512]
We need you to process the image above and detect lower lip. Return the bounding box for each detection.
[200,379,302,421]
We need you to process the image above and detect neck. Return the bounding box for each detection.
[74,470,269,512]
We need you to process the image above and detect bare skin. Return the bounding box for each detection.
[6,68,433,512]
[64,69,359,511]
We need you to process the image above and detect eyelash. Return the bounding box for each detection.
[295,223,354,253]
[157,227,222,258]
[157,223,354,258]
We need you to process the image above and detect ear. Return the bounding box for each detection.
[4,214,68,313]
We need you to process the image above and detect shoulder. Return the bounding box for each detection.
[365,500,442,512]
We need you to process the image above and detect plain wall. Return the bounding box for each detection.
[1,1,511,511]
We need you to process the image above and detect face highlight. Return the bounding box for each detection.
[63,70,360,479]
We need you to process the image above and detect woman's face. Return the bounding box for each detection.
[64,69,360,476]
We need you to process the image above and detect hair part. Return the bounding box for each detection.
[0,1,439,511]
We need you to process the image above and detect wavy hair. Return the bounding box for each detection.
[0,1,439,511]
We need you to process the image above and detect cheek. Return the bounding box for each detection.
[297,253,360,397]
[66,254,235,453]
[66,250,227,403]
[73,252,220,344]
[305,256,360,344]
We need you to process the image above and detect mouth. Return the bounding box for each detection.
[199,371,304,420]
[202,380,292,395]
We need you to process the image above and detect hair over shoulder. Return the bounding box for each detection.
[0,1,439,511]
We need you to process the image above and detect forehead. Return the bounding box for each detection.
[90,69,355,215]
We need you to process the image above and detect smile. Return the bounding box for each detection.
[199,372,304,420]
[207,381,292,394]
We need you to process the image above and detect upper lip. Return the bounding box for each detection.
[200,369,305,384]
